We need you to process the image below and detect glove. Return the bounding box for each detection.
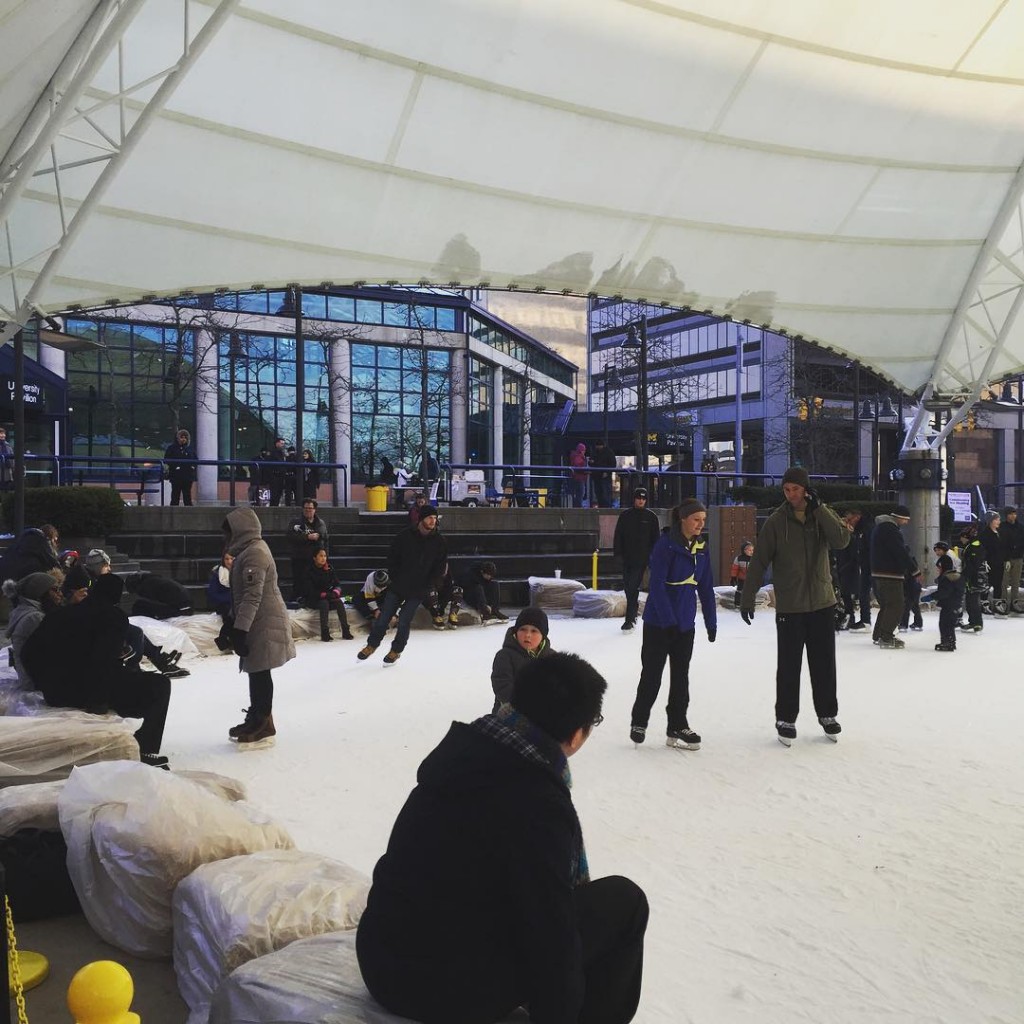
[740,608,755,625]
[330,587,342,600]
[231,628,250,657]
[707,627,717,643]
[804,488,820,513]
[319,591,327,599]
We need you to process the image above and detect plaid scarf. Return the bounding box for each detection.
[471,704,589,886]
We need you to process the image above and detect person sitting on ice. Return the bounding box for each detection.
[490,606,554,713]
[356,652,649,1024]
[299,548,354,642]
[122,569,193,619]
[3,572,64,689]
[459,560,509,622]
[427,564,463,630]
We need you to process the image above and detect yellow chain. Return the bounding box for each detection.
[4,895,28,1024]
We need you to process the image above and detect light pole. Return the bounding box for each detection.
[602,363,621,444]
[622,317,649,476]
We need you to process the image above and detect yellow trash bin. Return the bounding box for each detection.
[366,485,389,512]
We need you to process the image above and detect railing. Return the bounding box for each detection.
[20,454,349,507]
[439,462,867,508]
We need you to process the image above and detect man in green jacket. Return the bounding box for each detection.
[740,467,852,746]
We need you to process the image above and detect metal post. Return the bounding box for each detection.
[12,330,25,535]
[734,328,744,487]
[293,285,304,461]
[603,370,610,444]
[228,336,237,505]
[853,363,861,482]
[639,315,649,477]
[871,396,879,495]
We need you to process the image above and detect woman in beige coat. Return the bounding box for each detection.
[223,507,295,745]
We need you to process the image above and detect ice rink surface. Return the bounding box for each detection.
[164,608,1023,1024]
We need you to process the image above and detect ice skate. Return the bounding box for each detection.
[229,707,258,741]
[848,620,867,631]
[383,649,401,665]
[621,620,635,632]
[877,635,905,649]
[357,644,378,661]
[432,615,446,630]
[236,713,276,749]
[666,728,701,751]
[776,721,797,747]
[140,753,170,770]
[818,717,841,741]
[447,613,460,628]
[934,639,956,652]
[629,724,646,746]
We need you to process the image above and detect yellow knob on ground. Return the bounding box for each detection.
[67,960,140,1024]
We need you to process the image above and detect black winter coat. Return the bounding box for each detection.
[163,441,197,482]
[961,540,988,592]
[356,721,585,1024]
[980,526,1005,568]
[21,584,128,711]
[288,515,329,559]
[0,529,59,582]
[124,572,192,614]
[613,507,660,566]
[999,519,1024,559]
[490,626,553,709]
[387,525,448,600]
[869,516,912,579]
[936,571,965,609]
[300,560,342,606]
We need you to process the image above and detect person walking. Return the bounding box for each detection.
[357,503,447,665]
[613,487,660,632]
[740,467,852,746]
[223,507,295,746]
[164,428,197,506]
[870,505,913,648]
[356,653,648,1024]
[628,498,716,751]
[958,525,987,632]
[998,506,1024,611]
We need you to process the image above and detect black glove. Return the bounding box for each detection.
[740,608,755,625]
[231,628,250,657]
[707,627,717,643]
[804,488,820,513]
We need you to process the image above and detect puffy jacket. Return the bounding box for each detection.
[869,516,913,580]
[743,501,850,614]
[999,518,1024,560]
[300,560,343,607]
[490,627,554,710]
[642,523,717,634]
[935,570,965,608]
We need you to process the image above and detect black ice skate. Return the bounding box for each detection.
[818,717,841,741]
[776,721,797,747]
[629,725,646,745]
[934,639,956,652]
[666,728,701,751]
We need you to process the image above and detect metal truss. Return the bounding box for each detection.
[0,0,240,346]
[904,159,1024,452]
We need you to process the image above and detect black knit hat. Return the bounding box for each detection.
[936,554,954,573]
[676,497,706,520]
[479,561,497,577]
[515,606,549,637]
[781,466,810,489]
[892,505,911,519]
[933,541,950,552]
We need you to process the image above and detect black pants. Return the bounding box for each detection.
[109,671,171,757]
[249,668,273,718]
[899,577,922,629]
[351,591,378,621]
[360,875,648,1024]
[594,475,612,508]
[318,597,351,637]
[965,590,984,628]
[622,563,645,625]
[463,579,501,614]
[630,624,694,733]
[774,606,838,723]
[938,604,958,643]
[872,577,904,641]
[989,560,1005,606]
[169,478,193,506]
[858,575,873,624]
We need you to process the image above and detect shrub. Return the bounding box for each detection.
[1,487,125,537]
[727,483,873,507]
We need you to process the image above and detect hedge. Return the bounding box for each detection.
[1,487,125,537]
[727,483,872,506]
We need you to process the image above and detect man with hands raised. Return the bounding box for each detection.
[740,467,851,746]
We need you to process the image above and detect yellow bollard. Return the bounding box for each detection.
[67,960,140,1024]
[592,549,598,590]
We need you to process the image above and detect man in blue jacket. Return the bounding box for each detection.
[628,497,717,750]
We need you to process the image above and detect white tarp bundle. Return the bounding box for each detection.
[6,2,1024,392]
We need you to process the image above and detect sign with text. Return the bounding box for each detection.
[947,491,973,522]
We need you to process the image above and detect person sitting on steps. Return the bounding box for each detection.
[300,548,354,641]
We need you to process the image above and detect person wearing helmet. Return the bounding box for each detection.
[353,568,391,624]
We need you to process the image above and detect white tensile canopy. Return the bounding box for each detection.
[5,0,1024,409]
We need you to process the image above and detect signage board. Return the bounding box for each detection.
[946,491,973,522]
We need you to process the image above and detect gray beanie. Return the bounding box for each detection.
[85,548,111,572]
[781,466,810,489]
[13,572,58,601]
[675,498,707,520]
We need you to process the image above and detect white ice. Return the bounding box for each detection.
[164,609,1023,1024]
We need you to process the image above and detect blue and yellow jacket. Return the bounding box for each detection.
[642,524,717,633]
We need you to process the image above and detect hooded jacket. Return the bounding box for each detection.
[164,432,197,482]
[356,720,585,1024]
[935,567,965,608]
[869,515,913,580]
[999,516,1024,560]
[642,521,717,633]
[387,523,448,600]
[490,626,554,709]
[224,507,295,674]
[742,500,850,614]
[0,528,60,582]
[6,597,45,687]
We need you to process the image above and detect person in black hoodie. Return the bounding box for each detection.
[998,506,1024,610]
[979,511,1005,613]
[869,505,913,648]
[934,554,964,652]
[20,573,172,767]
[122,570,193,619]
[459,560,508,622]
[164,428,197,506]
[356,653,648,1024]
[358,504,447,666]
[490,606,554,712]
[300,548,353,641]
[613,487,660,632]
[0,527,60,583]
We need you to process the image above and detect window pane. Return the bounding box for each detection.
[328,295,355,321]
[301,293,327,319]
[356,299,382,324]
[436,307,456,332]
[384,302,409,327]
[377,347,400,368]
[268,291,288,314]
[237,291,269,313]
[351,343,375,367]
[213,292,238,310]
[410,305,435,329]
